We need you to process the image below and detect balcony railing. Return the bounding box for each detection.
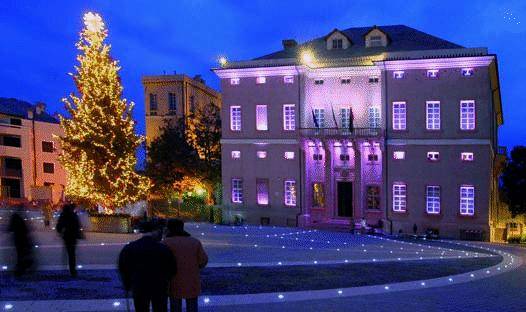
[300,127,383,138]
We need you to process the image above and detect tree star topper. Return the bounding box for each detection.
[84,12,104,33]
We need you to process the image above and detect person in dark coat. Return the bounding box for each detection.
[56,203,82,277]
[163,219,208,312]
[119,221,177,312]
[7,205,34,277]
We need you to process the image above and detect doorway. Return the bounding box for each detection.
[337,181,353,217]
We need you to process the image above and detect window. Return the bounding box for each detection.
[42,141,54,153]
[426,101,441,130]
[392,102,406,130]
[256,77,266,84]
[230,106,242,131]
[393,151,405,160]
[312,183,325,207]
[314,79,324,85]
[283,104,295,131]
[284,76,294,84]
[313,153,323,161]
[393,183,407,212]
[257,151,267,159]
[426,185,441,214]
[366,185,380,210]
[231,151,241,159]
[427,151,440,161]
[369,77,379,83]
[460,185,475,216]
[149,93,157,114]
[231,179,243,203]
[461,152,474,162]
[284,180,297,206]
[256,179,269,205]
[284,151,295,160]
[427,69,439,78]
[230,78,240,85]
[393,71,405,79]
[256,105,268,131]
[332,39,343,49]
[368,107,381,128]
[313,108,325,128]
[43,162,54,174]
[369,35,383,47]
[341,78,351,84]
[340,108,350,129]
[460,100,476,130]
[168,93,177,114]
[340,153,350,161]
[1,135,21,148]
[368,154,379,162]
[461,68,474,77]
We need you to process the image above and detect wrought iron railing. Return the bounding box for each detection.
[299,127,383,138]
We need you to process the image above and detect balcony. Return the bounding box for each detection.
[300,127,383,139]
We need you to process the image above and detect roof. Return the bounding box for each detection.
[0,97,59,124]
[254,25,463,61]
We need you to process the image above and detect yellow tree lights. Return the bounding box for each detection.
[60,12,149,213]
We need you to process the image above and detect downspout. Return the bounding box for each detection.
[32,109,37,193]
[381,62,393,234]
[296,66,304,226]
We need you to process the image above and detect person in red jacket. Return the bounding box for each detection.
[163,219,208,312]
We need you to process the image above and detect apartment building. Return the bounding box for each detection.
[142,74,222,145]
[213,25,505,240]
[0,98,66,204]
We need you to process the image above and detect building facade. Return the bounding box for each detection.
[0,98,66,204]
[214,25,505,240]
[142,74,222,145]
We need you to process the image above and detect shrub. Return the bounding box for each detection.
[212,206,222,224]
[507,236,521,244]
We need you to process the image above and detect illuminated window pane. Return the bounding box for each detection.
[313,108,325,128]
[283,104,295,131]
[368,106,381,128]
[393,71,405,79]
[256,105,268,131]
[427,151,440,161]
[231,178,243,203]
[230,106,242,131]
[312,183,325,207]
[393,151,405,160]
[426,101,440,130]
[256,76,266,84]
[460,185,475,215]
[256,179,269,205]
[284,180,296,206]
[284,151,295,160]
[231,151,241,159]
[426,185,440,214]
[427,69,439,78]
[284,76,294,84]
[392,102,406,130]
[460,100,476,130]
[230,78,240,85]
[366,185,380,210]
[393,183,406,212]
[257,151,267,159]
[461,152,474,161]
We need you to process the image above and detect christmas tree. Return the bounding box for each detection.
[60,12,149,213]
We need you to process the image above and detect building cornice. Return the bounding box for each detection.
[221,138,298,145]
[304,66,381,78]
[213,66,303,78]
[387,139,492,145]
[376,55,495,70]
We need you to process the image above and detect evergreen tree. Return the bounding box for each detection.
[60,12,149,212]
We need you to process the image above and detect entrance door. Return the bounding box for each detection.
[337,182,353,217]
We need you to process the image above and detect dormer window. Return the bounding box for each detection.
[332,39,343,49]
[365,27,389,48]
[325,29,351,50]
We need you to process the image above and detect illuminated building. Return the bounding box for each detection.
[213,25,504,240]
[0,98,66,203]
[142,74,222,146]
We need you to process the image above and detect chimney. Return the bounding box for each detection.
[282,39,297,50]
[35,102,46,115]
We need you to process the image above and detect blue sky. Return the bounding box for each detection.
[1,0,524,149]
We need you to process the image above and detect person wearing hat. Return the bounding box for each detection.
[118,221,177,312]
[163,219,208,312]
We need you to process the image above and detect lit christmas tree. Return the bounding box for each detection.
[60,12,149,213]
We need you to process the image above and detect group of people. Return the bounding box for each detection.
[119,218,208,312]
[7,204,208,312]
[7,203,82,277]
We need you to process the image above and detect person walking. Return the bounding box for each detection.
[163,219,208,312]
[118,221,177,312]
[7,204,34,277]
[56,203,82,277]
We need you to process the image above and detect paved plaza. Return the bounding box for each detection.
[0,212,524,311]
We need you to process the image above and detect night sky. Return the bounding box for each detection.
[1,0,524,151]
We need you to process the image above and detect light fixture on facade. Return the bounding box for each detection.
[218,56,227,66]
